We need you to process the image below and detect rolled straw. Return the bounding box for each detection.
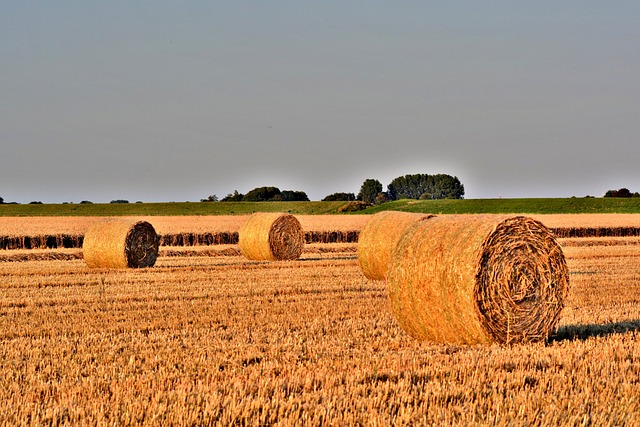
[83,219,159,269]
[388,215,569,344]
[357,211,434,280]
[239,213,305,261]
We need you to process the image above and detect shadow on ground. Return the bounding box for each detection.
[552,319,640,342]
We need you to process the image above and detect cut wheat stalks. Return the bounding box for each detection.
[239,213,305,261]
[83,220,159,269]
[388,215,570,345]
[357,211,435,280]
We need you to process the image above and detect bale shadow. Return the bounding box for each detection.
[551,319,640,342]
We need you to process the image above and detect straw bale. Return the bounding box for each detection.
[357,211,434,280]
[388,215,569,345]
[83,220,159,269]
[239,213,304,261]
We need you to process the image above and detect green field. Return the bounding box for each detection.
[362,197,640,215]
[0,201,349,216]
[2,197,640,216]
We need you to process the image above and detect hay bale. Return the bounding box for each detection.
[357,211,435,280]
[83,220,159,269]
[239,213,304,261]
[388,215,569,345]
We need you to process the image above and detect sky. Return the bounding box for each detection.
[1,1,639,203]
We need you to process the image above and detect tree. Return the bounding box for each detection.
[200,195,219,202]
[322,192,355,202]
[221,190,244,202]
[110,200,129,204]
[375,192,390,205]
[604,188,638,198]
[242,186,282,202]
[357,179,383,204]
[0,196,4,204]
[387,173,464,200]
[281,190,309,201]
[238,187,310,202]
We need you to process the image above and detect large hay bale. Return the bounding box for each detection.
[83,220,159,269]
[239,213,304,261]
[357,211,434,280]
[388,215,569,345]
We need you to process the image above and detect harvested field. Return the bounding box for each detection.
[3,214,640,250]
[0,215,367,249]
[0,214,639,424]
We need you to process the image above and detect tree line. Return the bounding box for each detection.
[204,187,310,202]
[337,173,465,205]
[203,173,464,205]
[603,188,640,198]
[5,182,640,205]
[0,173,464,205]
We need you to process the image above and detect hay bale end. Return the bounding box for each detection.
[83,220,159,269]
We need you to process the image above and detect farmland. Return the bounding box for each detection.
[4,196,640,217]
[1,214,640,425]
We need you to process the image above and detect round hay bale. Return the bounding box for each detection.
[83,220,159,269]
[357,211,435,280]
[239,213,304,261]
[388,215,569,345]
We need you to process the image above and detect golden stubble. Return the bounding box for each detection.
[0,215,639,425]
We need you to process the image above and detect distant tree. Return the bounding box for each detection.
[357,179,383,204]
[200,195,219,202]
[242,186,282,202]
[29,201,43,204]
[110,200,129,204]
[0,196,4,204]
[80,200,93,204]
[374,192,390,205]
[281,190,310,201]
[221,190,244,202]
[388,173,464,200]
[604,188,638,198]
[322,192,356,202]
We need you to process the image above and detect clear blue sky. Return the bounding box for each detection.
[2,1,639,203]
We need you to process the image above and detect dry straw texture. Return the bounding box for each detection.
[388,215,569,345]
[83,220,159,269]
[239,213,305,261]
[357,211,434,280]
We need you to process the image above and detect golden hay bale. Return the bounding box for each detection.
[357,211,435,280]
[83,220,159,269]
[239,213,304,261]
[388,215,569,345]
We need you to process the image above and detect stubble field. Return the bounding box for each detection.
[1,214,639,425]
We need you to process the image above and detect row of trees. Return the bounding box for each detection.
[603,188,640,198]
[347,173,465,205]
[14,179,636,205]
[204,173,464,206]
[202,187,310,203]
[1,174,463,206]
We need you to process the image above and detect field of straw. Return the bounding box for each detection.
[1,214,639,425]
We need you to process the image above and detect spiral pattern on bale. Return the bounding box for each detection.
[83,220,159,269]
[239,213,304,261]
[387,215,569,345]
[357,211,435,280]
